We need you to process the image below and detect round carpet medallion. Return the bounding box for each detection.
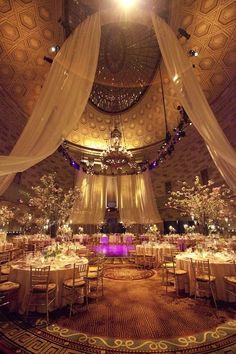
[103,266,155,280]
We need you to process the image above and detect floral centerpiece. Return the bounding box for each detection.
[166,176,235,235]
[78,226,84,234]
[148,224,159,234]
[0,205,14,229]
[147,224,160,242]
[168,225,176,234]
[44,243,62,259]
[183,224,195,234]
[58,224,72,236]
[25,173,80,237]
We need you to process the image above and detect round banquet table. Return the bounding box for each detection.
[176,254,236,301]
[8,256,88,314]
[136,243,176,263]
[73,234,90,244]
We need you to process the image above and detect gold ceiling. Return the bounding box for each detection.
[0,0,235,152]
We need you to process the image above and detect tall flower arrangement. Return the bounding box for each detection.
[0,205,14,228]
[166,176,234,235]
[148,224,159,234]
[17,211,33,234]
[27,173,80,236]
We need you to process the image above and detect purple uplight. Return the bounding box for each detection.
[92,244,134,257]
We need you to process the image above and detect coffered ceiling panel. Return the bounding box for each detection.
[0,0,64,115]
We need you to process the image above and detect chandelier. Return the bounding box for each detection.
[101,126,137,171]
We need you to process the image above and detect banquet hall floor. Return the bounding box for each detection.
[1,267,236,354]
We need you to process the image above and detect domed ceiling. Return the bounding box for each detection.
[0,0,235,154]
[89,22,161,113]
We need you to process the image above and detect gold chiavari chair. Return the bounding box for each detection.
[128,249,136,263]
[135,246,145,269]
[191,259,217,309]
[160,247,179,284]
[62,262,88,317]
[0,251,11,279]
[85,261,104,304]
[144,247,156,269]
[223,260,236,303]
[164,252,188,296]
[0,265,20,308]
[26,265,56,323]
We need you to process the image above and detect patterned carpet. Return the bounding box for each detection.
[1,269,236,353]
[103,265,155,280]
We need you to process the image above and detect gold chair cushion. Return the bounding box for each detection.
[0,281,20,292]
[168,269,187,275]
[32,283,56,292]
[63,278,85,288]
[196,275,216,282]
[87,272,99,279]
[161,262,173,268]
[1,266,10,275]
[89,266,98,272]
[224,276,236,284]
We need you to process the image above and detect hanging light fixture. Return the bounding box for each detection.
[101,118,137,170]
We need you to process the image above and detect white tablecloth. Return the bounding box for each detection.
[136,243,176,262]
[9,256,88,314]
[73,234,90,244]
[176,255,236,301]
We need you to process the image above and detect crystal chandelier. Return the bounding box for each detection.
[101,125,137,171]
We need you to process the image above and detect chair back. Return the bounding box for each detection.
[191,259,211,281]
[233,260,236,274]
[162,248,178,263]
[93,262,104,279]
[89,255,105,266]
[73,262,88,286]
[0,265,6,283]
[30,265,50,289]
[0,251,10,265]
[11,248,24,261]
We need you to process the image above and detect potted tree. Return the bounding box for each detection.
[166,176,234,235]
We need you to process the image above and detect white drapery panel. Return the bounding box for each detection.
[72,171,161,225]
[152,14,236,191]
[106,176,118,207]
[72,172,106,225]
[0,13,101,194]
[117,171,162,225]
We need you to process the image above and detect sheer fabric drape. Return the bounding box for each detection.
[72,172,106,225]
[152,14,236,191]
[0,13,101,194]
[72,171,161,225]
[117,171,162,225]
